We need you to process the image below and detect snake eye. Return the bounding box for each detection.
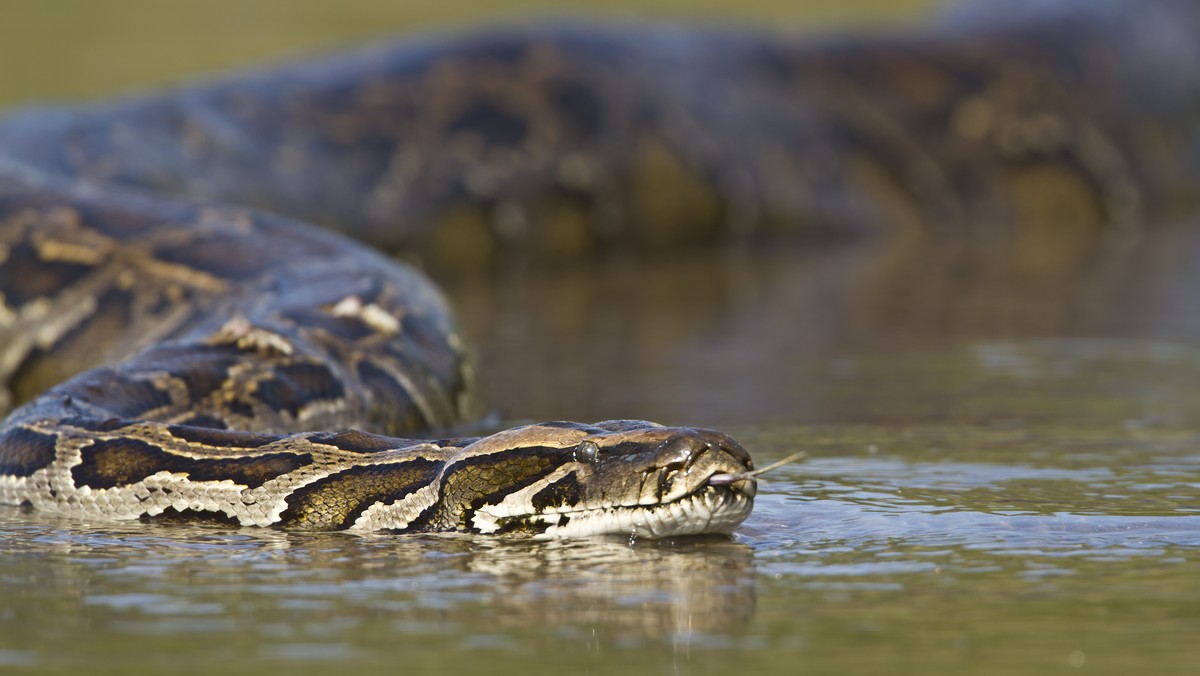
[574,440,600,464]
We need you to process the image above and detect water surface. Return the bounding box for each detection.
[3,415,1198,675]
[6,231,1200,674]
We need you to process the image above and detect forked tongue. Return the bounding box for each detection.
[707,451,806,486]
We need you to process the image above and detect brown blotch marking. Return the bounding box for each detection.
[153,233,290,280]
[141,507,242,527]
[72,199,165,241]
[277,458,442,530]
[357,359,426,432]
[166,424,282,449]
[438,446,563,530]
[494,515,556,536]
[398,314,460,386]
[0,240,97,307]
[536,421,604,433]
[599,440,669,461]
[283,307,376,341]
[68,371,174,419]
[173,414,228,430]
[530,473,583,512]
[224,399,256,420]
[137,344,243,402]
[430,435,480,449]
[72,437,310,489]
[0,426,61,477]
[307,429,405,454]
[59,417,129,433]
[71,437,168,488]
[253,362,345,417]
[11,288,134,406]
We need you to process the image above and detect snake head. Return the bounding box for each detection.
[442,419,756,538]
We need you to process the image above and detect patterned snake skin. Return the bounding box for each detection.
[0,0,1198,536]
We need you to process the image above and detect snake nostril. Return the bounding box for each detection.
[716,439,753,469]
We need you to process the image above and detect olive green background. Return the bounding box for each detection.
[0,0,940,108]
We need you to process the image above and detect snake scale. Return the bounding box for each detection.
[1,0,1198,537]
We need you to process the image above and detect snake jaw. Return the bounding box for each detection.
[538,482,755,539]
[706,473,757,499]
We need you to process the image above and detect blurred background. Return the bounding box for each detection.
[0,0,940,108]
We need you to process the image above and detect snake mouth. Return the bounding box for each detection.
[478,475,756,539]
[705,471,757,496]
[529,456,760,539]
[612,482,756,539]
[518,478,756,539]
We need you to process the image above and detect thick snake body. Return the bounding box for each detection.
[1,0,1198,535]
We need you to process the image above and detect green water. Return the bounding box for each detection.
[5,237,1200,674]
[2,1,1200,674]
[3,413,1198,675]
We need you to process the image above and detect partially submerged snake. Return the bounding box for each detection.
[1,0,1198,536]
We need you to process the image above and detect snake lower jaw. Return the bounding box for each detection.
[527,483,756,540]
